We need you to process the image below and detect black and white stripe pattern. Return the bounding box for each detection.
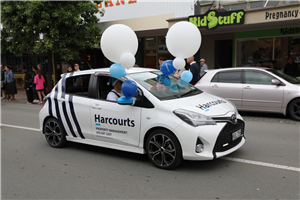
[48,72,85,139]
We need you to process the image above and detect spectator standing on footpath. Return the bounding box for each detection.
[1,63,7,99]
[284,57,299,77]
[199,58,208,77]
[37,63,47,95]
[4,65,17,101]
[268,60,276,69]
[32,66,40,103]
[67,64,73,72]
[158,57,166,70]
[187,56,200,85]
[34,70,45,105]
[74,63,80,72]
[23,69,34,104]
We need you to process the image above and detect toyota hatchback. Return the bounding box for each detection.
[39,68,245,169]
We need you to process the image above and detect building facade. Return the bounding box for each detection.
[2,0,299,87]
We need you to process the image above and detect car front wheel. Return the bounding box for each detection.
[146,129,182,170]
[288,98,300,121]
[44,118,67,148]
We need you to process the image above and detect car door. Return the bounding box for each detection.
[90,75,142,147]
[55,73,93,140]
[242,70,283,111]
[208,70,243,108]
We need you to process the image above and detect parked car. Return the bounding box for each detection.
[195,67,300,121]
[39,68,245,169]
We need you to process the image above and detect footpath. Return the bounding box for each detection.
[1,87,39,105]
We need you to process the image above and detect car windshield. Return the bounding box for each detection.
[128,71,202,100]
[266,69,300,84]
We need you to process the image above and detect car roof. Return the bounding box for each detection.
[63,67,159,76]
[205,67,269,73]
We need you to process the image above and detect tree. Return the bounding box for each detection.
[1,1,104,88]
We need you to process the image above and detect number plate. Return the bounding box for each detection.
[232,129,242,141]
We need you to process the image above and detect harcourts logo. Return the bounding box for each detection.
[196,100,227,110]
[94,114,135,127]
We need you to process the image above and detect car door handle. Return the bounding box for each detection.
[57,98,65,102]
[244,86,252,89]
[211,84,218,88]
[92,104,102,109]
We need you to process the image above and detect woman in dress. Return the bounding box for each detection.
[34,70,45,105]
[4,65,17,101]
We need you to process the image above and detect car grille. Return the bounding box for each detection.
[213,119,245,153]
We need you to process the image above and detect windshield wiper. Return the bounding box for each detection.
[179,89,199,98]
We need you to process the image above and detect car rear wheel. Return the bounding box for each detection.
[44,118,67,148]
[145,129,182,170]
[288,99,300,121]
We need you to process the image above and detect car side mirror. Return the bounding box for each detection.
[271,79,281,86]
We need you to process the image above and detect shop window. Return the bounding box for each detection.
[231,3,247,10]
[236,38,273,67]
[265,1,280,6]
[223,5,230,11]
[283,0,299,4]
[250,1,264,9]
[274,36,300,71]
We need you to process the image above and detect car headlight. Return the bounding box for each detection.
[173,109,216,127]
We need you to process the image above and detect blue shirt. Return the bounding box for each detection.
[6,70,15,83]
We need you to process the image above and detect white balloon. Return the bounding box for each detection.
[173,57,185,70]
[120,52,135,69]
[101,24,138,63]
[166,21,202,58]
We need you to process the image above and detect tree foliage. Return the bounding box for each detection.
[1,1,104,61]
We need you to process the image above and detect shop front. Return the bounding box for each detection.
[170,2,300,70]
[235,27,300,70]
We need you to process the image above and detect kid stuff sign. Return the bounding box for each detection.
[189,10,245,30]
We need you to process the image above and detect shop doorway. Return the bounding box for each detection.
[215,40,233,68]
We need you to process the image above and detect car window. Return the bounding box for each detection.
[96,76,114,100]
[245,71,273,85]
[66,74,91,96]
[212,71,242,83]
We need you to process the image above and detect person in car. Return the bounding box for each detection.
[106,79,122,101]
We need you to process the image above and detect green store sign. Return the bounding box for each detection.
[189,10,245,30]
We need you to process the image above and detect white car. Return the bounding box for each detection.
[39,68,245,169]
[195,67,300,121]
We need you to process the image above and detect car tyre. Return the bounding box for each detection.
[288,98,300,121]
[44,118,67,148]
[146,129,182,170]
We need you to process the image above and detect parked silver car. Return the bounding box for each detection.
[194,67,300,121]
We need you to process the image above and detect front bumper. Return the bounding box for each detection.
[174,115,245,161]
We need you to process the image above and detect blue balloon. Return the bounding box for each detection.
[157,74,167,84]
[170,84,179,93]
[117,96,133,105]
[160,60,176,75]
[179,79,189,87]
[181,71,193,83]
[163,77,171,88]
[110,63,126,78]
[121,80,137,98]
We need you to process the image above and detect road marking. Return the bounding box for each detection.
[222,157,300,172]
[2,124,300,172]
[0,124,40,132]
